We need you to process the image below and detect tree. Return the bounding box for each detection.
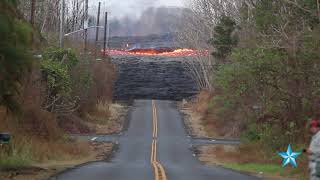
[177,0,242,91]
[0,0,33,111]
[212,0,320,149]
[209,15,238,65]
[179,0,320,151]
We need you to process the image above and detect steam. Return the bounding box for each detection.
[90,0,185,19]
[109,6,189,37]
[86,0,188,39]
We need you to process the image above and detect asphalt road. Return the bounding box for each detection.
[54,100,258,180]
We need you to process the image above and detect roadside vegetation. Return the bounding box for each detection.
[180,0,320,178]
[0,0,117,179]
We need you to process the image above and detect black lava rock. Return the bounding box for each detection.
[112,56,199,101]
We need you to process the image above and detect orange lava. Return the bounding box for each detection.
[102,48,208,57]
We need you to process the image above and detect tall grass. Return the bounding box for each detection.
[86,100,110,124]
[0,138,33,169]
[0,135,90,169]
[0,107,90,170]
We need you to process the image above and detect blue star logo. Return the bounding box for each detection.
[278,144,301,168]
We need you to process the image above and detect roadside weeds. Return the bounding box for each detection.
[179,95,307,180]
[0,142,114,180]
[59,103,129,135]
[0,102,129,180]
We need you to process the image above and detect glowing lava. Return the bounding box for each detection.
[102,48,208,57]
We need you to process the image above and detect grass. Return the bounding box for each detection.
[223,162,309,179]
[224,163,283,174]
[0,136,34,170]
[197,143,308,179]
[86,102,125,125]
[0,155,31,170]
[86,100,110,124]
[0,137,91,170]
[0,107,91,170]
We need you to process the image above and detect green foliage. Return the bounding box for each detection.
[0,1,33,111]
[253,0,282,31]
[41,48,79,100]
[254,0,319,32]
[217,48,285,93]
[41,59,71,97]
[241,124,261,142]
[71,62,93,102]
[215,48,287,120]
[210,0,320,151]
[209,15,238,64]
[4,0,18,6]
[215,44,320,145]
[79,70,93,93]
[292,0,320,27]
[43,48,78,70]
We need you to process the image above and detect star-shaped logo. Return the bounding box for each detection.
[278,144,301,168]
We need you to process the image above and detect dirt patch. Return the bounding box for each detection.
[87,103,128,134]
[179,91,217,138]
[197,145,240,165]
[180,103,211,138]
[0,142,114,180]
[58,115,93,134]
[179,91,240,138]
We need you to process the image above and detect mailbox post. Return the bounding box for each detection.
[0,133,11,145]
[0,133,11,155]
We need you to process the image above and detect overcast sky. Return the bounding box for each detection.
[89,0,186,19]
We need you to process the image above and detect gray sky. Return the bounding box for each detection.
[89,0,185,19]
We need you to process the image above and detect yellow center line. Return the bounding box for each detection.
[151,100,168,180]
[154,139,157,162]
[155,162,167,179]
[151,140,155,163]
[153,162,160,180]
[152,101,157,138]
[154,104,158,138]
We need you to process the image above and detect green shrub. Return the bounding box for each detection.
[241,124,261,143]
[40,48,80,112]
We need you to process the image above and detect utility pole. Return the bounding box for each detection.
[103,12,108,55]
[30,0,36,25]
[84,0,89,52]
[59,0,65,48]
[317,0,320,22]
[95,2,101,58]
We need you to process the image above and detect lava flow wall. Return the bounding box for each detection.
[112,56,199,101]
